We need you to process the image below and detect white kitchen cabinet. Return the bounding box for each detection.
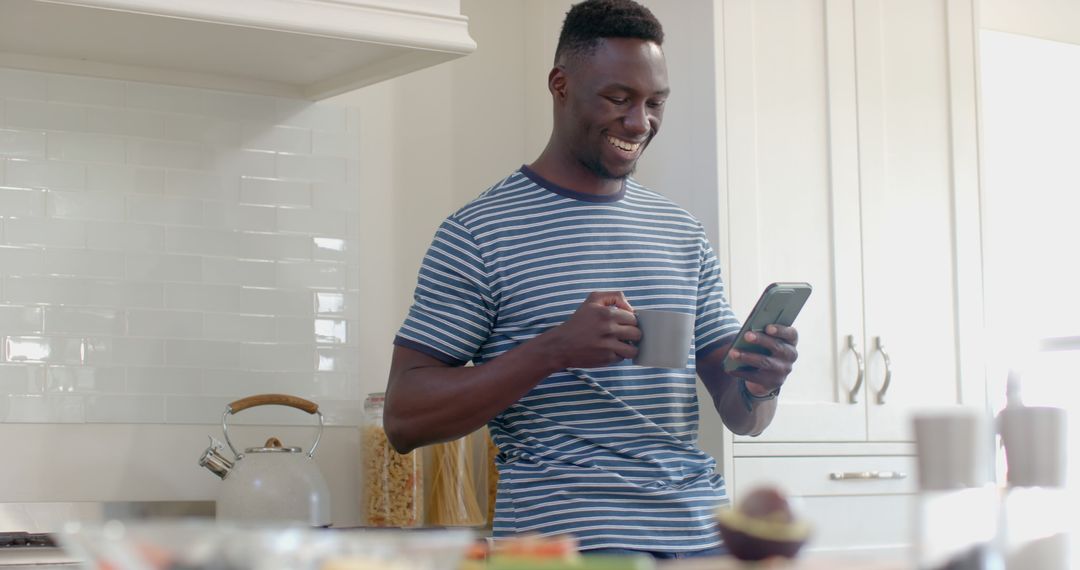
[719,0,986,558]
[0,0,476,100]
[722,0,985,445]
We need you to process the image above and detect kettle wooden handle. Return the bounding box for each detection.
[228,394,319,414]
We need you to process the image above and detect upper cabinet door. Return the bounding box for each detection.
[855,0,986,441]
[724,0,867,442]
[724,0,985,444]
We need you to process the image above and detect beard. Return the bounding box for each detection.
[581,155,637,180]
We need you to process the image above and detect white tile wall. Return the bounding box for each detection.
[0,68,361,425]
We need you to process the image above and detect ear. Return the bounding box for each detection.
[548,66,568,101]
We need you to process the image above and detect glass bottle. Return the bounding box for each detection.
[360,392,422,527]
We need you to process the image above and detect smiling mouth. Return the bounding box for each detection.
[606,135,643,153]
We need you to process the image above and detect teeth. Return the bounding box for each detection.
[607,136,641,153]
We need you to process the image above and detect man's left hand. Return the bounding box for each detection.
[726,324,799,395]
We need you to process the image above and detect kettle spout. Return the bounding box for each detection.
[198,436,234,479]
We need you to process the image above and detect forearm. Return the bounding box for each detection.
[698,344,778,436]
[384,333,564,453]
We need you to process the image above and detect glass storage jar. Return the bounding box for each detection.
[427,432,484,527]
[360,392,422,527]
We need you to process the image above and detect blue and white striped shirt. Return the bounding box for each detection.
[395,166,741,552]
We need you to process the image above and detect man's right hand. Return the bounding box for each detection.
[541,291,642,369]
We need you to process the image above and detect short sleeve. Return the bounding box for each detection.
[394,217,495,365]
[694,233,741,360]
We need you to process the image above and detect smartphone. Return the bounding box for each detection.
[723,282,812,372]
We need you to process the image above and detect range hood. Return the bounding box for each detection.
[0,0,477,100]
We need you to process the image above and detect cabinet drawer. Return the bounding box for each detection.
[734,455,916,497]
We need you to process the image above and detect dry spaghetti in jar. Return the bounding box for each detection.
[360,392,422,527]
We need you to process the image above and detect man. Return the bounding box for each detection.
[384,0,799,558]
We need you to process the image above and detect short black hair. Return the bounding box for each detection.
[554,0,664,66]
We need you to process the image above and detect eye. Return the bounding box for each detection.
[605,96,628,105]
[647,99,666,109]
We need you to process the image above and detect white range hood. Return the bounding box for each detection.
[0,0,477,100]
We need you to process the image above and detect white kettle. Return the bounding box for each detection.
[198,394,331,527]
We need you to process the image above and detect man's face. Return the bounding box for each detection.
[557,38,669,180]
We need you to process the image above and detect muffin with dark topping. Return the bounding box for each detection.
[716,486,811,561]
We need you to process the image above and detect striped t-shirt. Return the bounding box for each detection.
[394,166,741,552]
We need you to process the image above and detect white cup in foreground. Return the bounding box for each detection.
[1000,405,1068,487]
[633,309,694,369]
[912,410,992,491]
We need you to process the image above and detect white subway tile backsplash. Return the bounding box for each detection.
[87,164,165,194]
[0,128,47,159]
[5,99,86,132]
[125,82,206,115]
[46,249,125,278]
[216,149,275,179]
[129,139,214,170]
[48,74,125,107]
[162,114,241,147]
[5,336,59,363]
[1,394,85,423]
[85,337,165,367]
[85,394,165,423]
[0,306,44,334]
[279,207,347,236]
[4,276,163,308]
[0,185,45,217]
[0,363,46,394]
[203,313,276,342]
[277,100,348,133]
[314,319,347,344]
[276,261,346,290]
[47,132,126,163]
[0,68,49,100]
[48,189,125,221]
[86,221,165,252]
[239,177,311,207]
[127,194,204,226]
[164,283,310,316]
[276,154,347,183]
[7,158,86,190]
[125,252,203,282]
[127,309,203,339]
[44,307,124,335]
[0,68,359,426]
[241,124,312,154]
[165,169,235,199]
[202,257,275,287]
[236,232,311,261]
[314,292,345,315]
[202,203,276,233]
[46,365,126,393]
[86,107,166,139]
[4,217,85,248]
[0,246,46,275]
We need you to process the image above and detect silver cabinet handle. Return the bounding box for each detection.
[846,335,864,404]
[829,471,907,481]
[874,336,893,404]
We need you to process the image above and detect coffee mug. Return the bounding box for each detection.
[912,409,993,491]
[633,309,694,369]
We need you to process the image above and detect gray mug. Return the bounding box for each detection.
[633,309,694,369]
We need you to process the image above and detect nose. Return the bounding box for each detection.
[624,102,650,136]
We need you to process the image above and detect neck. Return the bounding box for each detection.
[529,144,624,196]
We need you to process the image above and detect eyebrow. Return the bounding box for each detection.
[607,83,671,97]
